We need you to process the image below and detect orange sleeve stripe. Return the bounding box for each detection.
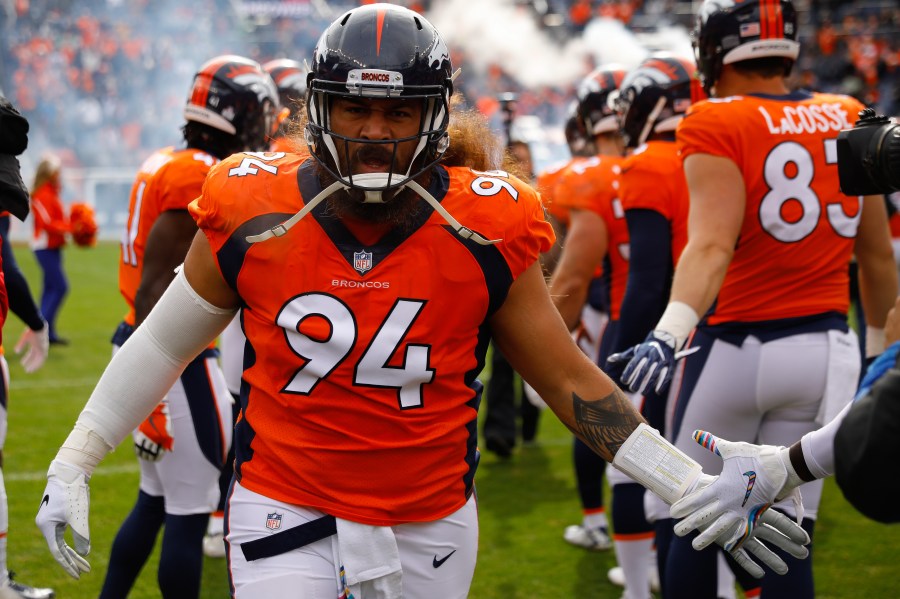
[613,531,656,542]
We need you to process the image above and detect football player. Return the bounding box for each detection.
[95,55,278,598]
[548,65,627,556]
[36,5,810,598]
[615,1,898,597]
[263,58,310,155]
[605,54,702,599]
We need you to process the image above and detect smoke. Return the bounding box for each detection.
[428,0,591,89]
[428,0,693,90]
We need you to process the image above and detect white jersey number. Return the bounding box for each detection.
[759,140,859,243]
[277,293,434,409]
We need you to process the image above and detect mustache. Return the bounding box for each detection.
[351,144,396,168]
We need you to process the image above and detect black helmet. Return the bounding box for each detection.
[184,55,280,151]
[305,3,454,194]
[614,54,705,149]
[693,0,800,95]
[576,65,627,137]
[263,58,309,117]
[564,100,590,157]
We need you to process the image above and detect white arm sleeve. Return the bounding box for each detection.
[799,399,854,480]
[56,268,237,475]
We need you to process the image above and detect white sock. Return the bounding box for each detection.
[583,510,608,530]
[0,467,8,579]
[614,536,654,599]
[717,551,736,599]
[207,512,224,536]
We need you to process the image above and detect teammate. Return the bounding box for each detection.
[548,65,627,556]
[200,57,311,560]
[263,58,310,155]
[36,5,810,598]
[97,55,278,598]
[616,1,898,597]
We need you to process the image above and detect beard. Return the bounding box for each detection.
[314,143,431,230]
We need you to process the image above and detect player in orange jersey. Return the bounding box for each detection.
[37,5,810,598]
[615,2,898,598]
[549,65,627,557]
[97,55,278,599]
[263,58,310,156]
[603,54,705,599]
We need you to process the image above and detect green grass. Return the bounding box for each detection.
[2,241,898,598]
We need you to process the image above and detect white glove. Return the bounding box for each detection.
[133,401,174,461]
[35,459,92,579]
[15,320,50,373]
[670,430,810,578]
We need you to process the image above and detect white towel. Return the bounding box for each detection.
[816,328,861,426]
[335,518,402,598]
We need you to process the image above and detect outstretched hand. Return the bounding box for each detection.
[670,430,810,578]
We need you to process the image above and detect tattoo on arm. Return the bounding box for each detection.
[570,389,645,462]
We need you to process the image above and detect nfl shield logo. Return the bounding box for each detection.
[266,512,282,530]
[353,250,373,275]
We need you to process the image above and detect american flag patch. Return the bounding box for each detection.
[740,22,760,37]
[266,512,283,530]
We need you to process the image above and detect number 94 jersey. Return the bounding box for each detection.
[190,153,554,525]
[676,91,864,324]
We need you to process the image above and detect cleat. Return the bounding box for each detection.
[1,573,54,599]
[203,533,226,558]
[607,565,660,593]
[563,524,612,551]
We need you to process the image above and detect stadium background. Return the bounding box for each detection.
[1,0,897,241]
[0,1,899,597]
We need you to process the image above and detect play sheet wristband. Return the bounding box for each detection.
[612,423,703,504]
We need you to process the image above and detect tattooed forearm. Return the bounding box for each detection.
[569,389,646,462]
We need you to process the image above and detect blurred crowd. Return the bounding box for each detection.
[0,0,897,172]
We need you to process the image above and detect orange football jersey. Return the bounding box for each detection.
[190,154,554,525]
[677,91,864,324]
[535,156,590,227]
[619,140,689,265]
[269,136,310,157]
[119,147,218,325]
[553,155,628,318]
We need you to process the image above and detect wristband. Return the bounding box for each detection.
[55,423,114,478]
[612,423,703,504]
[655,301,700,350]
[865,326,885,358]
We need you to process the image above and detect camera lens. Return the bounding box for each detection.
[877,123,900,192]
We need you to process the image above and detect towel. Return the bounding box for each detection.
[816,328,861,426]
[335,518,402,598]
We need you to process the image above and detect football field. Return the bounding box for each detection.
[3,242,898,598]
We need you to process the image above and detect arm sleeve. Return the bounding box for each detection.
[0,225,44,330]
[72,268,236,453]
[613,209,672,352]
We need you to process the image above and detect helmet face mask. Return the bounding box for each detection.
[614,54,704,149]
[184,55,280,152]
[306,3,453,198]
[693,0,800,96]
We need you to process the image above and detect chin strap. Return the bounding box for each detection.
[245,178,501,246]
[405,180,500,246]
[245,180,347,243]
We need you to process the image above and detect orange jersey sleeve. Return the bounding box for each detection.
[190,156,552,525]
[677,92,864,324]
[118,147,217,325]
[619,141,690,264]
[536,157,588,226]
[555,155,630,318]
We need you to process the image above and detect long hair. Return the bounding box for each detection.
[31,153,61,194]
[288,95,529,180]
